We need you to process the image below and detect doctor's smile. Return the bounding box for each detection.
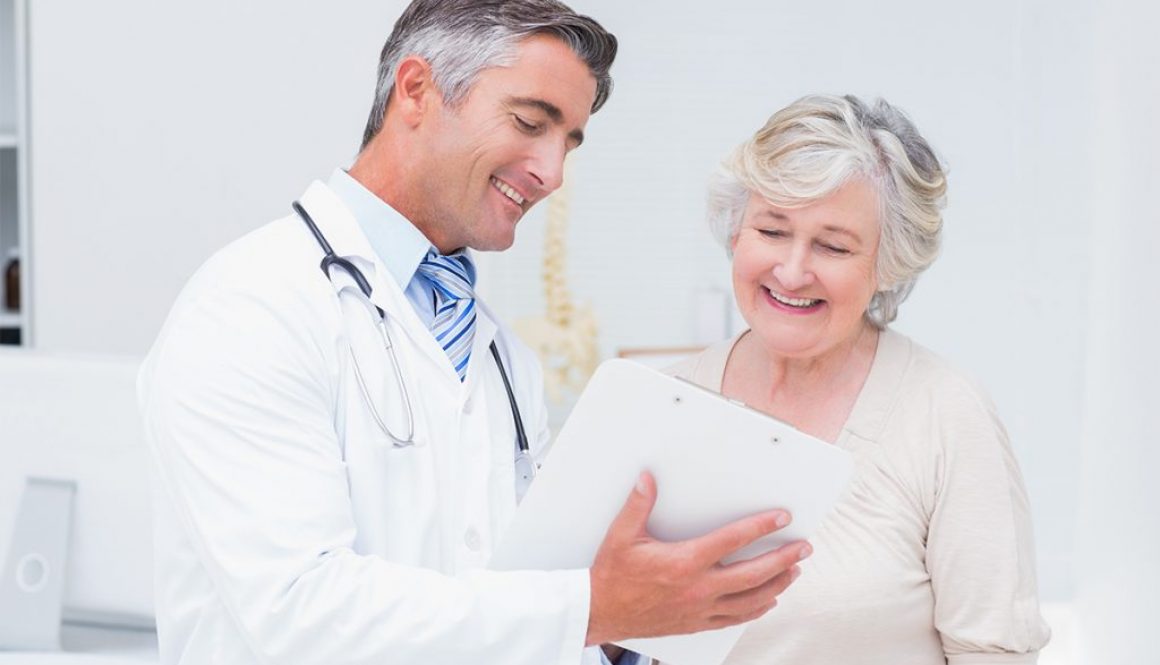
[490,175,528,208]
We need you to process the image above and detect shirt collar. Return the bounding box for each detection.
[327,168,433,290]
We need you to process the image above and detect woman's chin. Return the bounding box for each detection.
[750,327,825,360]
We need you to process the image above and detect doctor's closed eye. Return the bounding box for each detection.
[513,114,543,134]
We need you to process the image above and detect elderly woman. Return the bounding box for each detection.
[669,95,1051,664]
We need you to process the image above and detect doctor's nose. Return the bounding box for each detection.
[771,248,816,291]
[527,143,566,195]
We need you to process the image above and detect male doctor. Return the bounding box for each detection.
[138,1,811,663]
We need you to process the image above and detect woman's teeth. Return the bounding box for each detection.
[490,177,525,206]
[768,289,821,308]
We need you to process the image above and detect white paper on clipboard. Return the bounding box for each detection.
[489,358,855,665]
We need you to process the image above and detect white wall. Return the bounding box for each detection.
[27,0,409,352]
[22,0,1148,614]
[1074,0,1160,660]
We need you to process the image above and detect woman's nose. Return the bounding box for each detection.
[771,246,816,291]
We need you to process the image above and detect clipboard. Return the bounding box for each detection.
[489,358,854,665]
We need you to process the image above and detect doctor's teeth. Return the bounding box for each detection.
[490,177,525,205]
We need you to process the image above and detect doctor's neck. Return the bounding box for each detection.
[348,130,460,255]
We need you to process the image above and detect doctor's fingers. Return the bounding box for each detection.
[702,588,788,632]
[684,509,794,567]
[601,472,659,547]
[689,568,800,635]
[711,540,812,596]
[712,564,802,618]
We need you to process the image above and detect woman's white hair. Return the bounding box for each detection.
[707,94,947,328]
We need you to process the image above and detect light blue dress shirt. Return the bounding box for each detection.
[326,168,648,665]
[327,168,473,325]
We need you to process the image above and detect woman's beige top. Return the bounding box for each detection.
[666,329,1050,665]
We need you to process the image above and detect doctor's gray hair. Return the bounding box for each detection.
[706,94,947,328]
[360,0,618,149]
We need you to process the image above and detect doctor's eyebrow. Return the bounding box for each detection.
[507,96,585,147]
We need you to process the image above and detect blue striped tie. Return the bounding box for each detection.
[416,250,477,381]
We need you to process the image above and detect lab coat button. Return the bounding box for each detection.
[463,397,474,414]
[464,527,481,551]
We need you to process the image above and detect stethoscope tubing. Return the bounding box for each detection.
[292,200,530,458]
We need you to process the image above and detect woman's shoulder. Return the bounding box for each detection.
[869,330,1007,458]
[662,332,745,391]
[882,330,998,415]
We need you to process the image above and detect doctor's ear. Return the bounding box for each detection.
[391,56,441,127]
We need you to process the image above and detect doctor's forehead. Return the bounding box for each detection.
[474,36,597,123]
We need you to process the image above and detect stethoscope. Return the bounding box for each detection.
[292,201,537,499]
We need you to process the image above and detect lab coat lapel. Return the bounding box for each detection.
[297,181,466,388]
[463,301,499,395]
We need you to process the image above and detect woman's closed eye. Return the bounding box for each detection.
[756,228,853,255]
[817,241,852,256]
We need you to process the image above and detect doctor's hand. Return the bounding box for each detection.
[585,471,811,647]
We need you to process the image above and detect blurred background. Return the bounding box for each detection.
[1,0,1156,662]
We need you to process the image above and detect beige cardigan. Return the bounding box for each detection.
[666,329,1050,665]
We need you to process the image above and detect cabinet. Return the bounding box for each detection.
[0,0,28,345]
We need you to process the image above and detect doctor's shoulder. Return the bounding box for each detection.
[181,216,333,308]
[151,214,344,355]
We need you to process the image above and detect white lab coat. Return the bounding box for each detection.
[139,181,599,665]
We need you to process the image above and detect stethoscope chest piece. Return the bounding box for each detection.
[514,451,537,503]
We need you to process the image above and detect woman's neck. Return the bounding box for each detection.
[725,323,880,442]
[762,325,877,394]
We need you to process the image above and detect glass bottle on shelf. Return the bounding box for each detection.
[4,247,19,313]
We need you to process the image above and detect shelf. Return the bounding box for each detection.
[2,0,28,347]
